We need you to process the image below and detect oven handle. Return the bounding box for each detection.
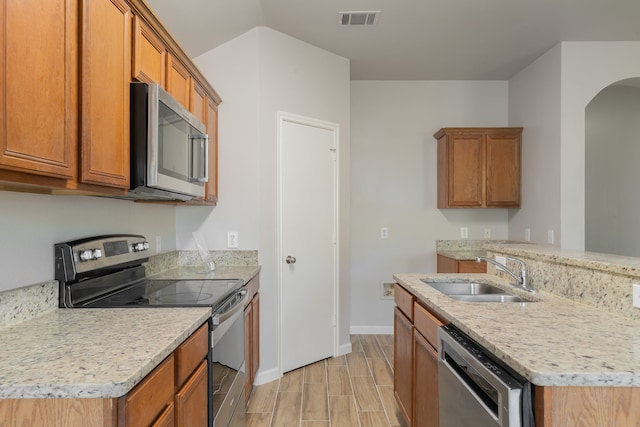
[211,290,248,344]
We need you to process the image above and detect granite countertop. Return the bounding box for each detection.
[0,264,261,399]
[0,307,211,398]
[394,272,640,387]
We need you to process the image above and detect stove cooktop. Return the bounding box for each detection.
[79,278,244,309]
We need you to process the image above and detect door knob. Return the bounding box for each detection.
[286,256,297,264]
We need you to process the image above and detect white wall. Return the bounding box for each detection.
[184,27,351,383]
[560,42,640,250]
[585,85,640,256]
[350,80,510,332]
[0,191,176,292]
[507,42,640,251]
[508,44,562,245]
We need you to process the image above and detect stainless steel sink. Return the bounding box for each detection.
[447,294,525,303]
[421,281,505,295]
[421,279,535,303]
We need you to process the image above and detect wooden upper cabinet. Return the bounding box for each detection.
[204,98,219,204]
[486,133,521,207]
[190,79,207,124]
[80,0,131,189]
[435,127,522,208]
[0,0,77,180]
[132,15,166,87]
[166,53,191,109]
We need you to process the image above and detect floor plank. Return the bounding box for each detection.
[246,334,405,427]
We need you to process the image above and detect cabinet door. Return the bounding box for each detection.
[413,331,439,427]
[244,301,253,403]
[132,16,166,87]
[251,293,260,386]
[436,255,457,273]
[80,0,131,189]
[1,0,77,179]
[486,133,521,207]
[166,54,191,109]
[152,402,175,427]
[204,98,218,204]
[447,134,483,207]
[175,360,208,427]
[189,80,207,125]
[120,355,174,427]
[394,307,413,426]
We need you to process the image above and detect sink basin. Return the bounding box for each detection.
[448,294,525,303]
[421,281,505,295]
[421,279,535,303]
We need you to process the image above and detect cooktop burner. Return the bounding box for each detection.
[85,279,242,308]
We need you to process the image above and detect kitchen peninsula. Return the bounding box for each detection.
[394,243,640,427]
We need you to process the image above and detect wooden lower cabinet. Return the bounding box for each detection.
[174,361,208,426]
[394,306,413,426]
[120,322,209,426]
[0,322,210,427]
[413,331,439,427]
[119,354,175,426]
[436,254,486,273]
[535,385,640,427]
[244,276,260,403]
[394,283,444,427]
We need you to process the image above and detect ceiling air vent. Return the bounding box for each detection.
[338,11,380,27]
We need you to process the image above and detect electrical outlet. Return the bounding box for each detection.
[484,228,491,239]
[525,228,531,242]
[380,227,389,239]
[547,229,554,244]
[155,235,162,253]
[633,284,640,309]
[460,227,468,239]
[227,231,238,249]
[495,255,507,266]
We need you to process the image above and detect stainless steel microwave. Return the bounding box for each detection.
[129,82,208,201]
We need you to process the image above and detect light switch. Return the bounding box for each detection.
[633,284,640,309]
[380,227,389,239]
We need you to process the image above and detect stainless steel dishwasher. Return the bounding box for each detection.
[438,324,534,427]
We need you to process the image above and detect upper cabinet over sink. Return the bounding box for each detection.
[435,127,522,208]
[0,0,221,205]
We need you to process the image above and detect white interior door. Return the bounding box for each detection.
[278,113,338,374]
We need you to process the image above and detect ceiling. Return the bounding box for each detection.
[144,0,640,80]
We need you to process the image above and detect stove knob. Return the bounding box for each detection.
[133,242,147,252]
[92,249,103,259]
[143,241,150,250]
[79,249,94,261]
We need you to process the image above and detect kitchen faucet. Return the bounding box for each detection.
[476,256,535,293]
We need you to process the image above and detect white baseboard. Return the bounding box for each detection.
[350,325,394,335]
[337,341,352,356]
[253,366,281,386]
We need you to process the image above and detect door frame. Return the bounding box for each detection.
[276,111,340,376]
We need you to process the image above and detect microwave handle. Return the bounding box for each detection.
[189,134,209,183]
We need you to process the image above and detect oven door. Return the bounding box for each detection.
[211,291,247,427]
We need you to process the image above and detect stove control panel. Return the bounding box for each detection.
[55,234,150,282]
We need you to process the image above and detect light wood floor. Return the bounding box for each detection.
[246,334,407,427]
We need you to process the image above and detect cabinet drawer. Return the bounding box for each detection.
[120,354,174,427]
[175,323,209,387]
[414,302,444,349]
[394,284,413,321]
